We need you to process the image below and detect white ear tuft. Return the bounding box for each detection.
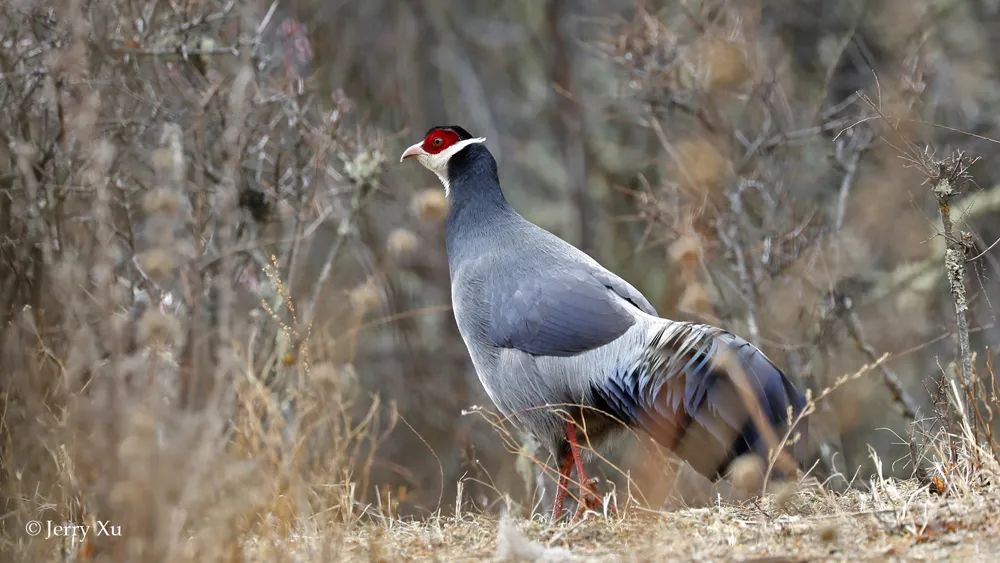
[416,137,488,196]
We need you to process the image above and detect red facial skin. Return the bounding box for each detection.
[422,128,461,154]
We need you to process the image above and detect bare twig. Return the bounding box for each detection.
[833,128,872,231]
[843,309,919,420]
[966,235,1000,263]
[302,183,375,329]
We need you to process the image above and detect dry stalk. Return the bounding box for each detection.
[763,353,891,491]
[927,153,978,416]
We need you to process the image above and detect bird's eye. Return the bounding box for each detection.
[432,137,444,147]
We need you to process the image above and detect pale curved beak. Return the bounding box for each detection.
[400,141,426,162]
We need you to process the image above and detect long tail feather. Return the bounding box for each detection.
[593,321,808,478]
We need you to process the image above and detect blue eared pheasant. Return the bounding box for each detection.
[401,126,807,520]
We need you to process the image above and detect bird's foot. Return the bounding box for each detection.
[571,477,614,520]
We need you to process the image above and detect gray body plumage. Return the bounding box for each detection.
[442,142,805,474]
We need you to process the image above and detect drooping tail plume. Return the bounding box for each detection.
[594,321,808,479]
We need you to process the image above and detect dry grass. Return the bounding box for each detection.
[0,1,392,560]
[244,479,1000,561]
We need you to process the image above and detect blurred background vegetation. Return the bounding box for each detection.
[3,0,1000,560]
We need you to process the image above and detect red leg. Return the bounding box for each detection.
[565,421,589,486]
[564,421,603,518]
[551,455,574,521]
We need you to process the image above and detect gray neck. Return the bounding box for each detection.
[444,145,520,265]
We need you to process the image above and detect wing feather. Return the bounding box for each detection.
[488,267,652,357]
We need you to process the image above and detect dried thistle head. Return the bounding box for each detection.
[696,37,750,92]
[137,309,181,347]
[668,234,703,269]
[142,188,185,218]
[678,283,713,318]
[727,454,764,493]
[411,189,449,223]
[349,279,381,316]
[386,228,418,259]
[673,137,729,196]
[135,249,178,284]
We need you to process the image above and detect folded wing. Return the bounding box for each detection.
[487,265,655,357]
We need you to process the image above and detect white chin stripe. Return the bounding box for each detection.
[417,137,486,195]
